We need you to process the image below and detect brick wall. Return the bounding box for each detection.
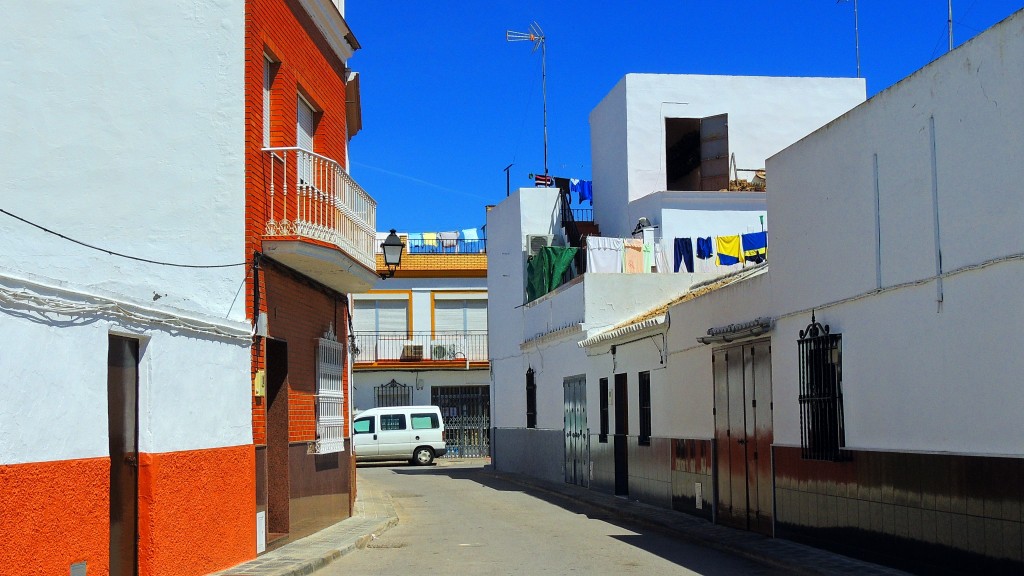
[245,0,352,446]
[254,261,350,444]
[244,0,350,322]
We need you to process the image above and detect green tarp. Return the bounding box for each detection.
[526,246,578,302]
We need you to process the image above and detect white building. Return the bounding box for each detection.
[488,74,865,483]
[352,228,491,457]
[492,9,1024,574]
[0,2,253,574]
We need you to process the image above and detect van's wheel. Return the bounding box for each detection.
[412,446,434,466]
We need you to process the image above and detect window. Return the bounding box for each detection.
[598,377,609,443]
[353,417,374,434]
[353,297,410,362]
[411,413,439,430]
[380,414,406,431]
[262,55,274,148]
[434,299,487,332]
[526,367,537,429]
[297,94,315,185]
[639,371,651,446]
[354,299,409,334]
[798,314,846,461]
[313,335,345,453]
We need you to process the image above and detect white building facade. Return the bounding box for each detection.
[0,2,254,574]
[491,9,1024,575]
[488,74,865,484]
[353,228,491,458]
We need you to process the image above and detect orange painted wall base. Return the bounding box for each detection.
[0,444,255,576]
[0,458,110,576]
[138,444,256,576]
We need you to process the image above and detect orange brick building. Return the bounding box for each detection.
[245,0,378,550]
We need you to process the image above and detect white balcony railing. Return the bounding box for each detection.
[352,331,489,364]
[262,147,377,271]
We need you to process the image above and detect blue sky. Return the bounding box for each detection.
[346,1,1023,233]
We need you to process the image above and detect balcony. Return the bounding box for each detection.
[374,236,487,278]
[261,147,379,293]
[353,331,489,367]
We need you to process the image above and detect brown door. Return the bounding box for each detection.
[713,341,774,534]
[265,339,290,540]
[613,373,629,496]
[108,335,139,576]
[747,343,774,535]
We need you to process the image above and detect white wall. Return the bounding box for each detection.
[627,191,767,267]
[659,271,772,440]
[0,0,247,321]
[0,0,252,465]
[768,10,1024,455]
[355,276,488,334]
[352,370,488,413]
[0,277,252,465]
[591,74,865,238]
[487,187,562,428]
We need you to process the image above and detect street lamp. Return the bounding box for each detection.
[380,229,405,279]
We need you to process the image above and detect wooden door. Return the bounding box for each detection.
[108,335,139,576]
[713,340,774,534]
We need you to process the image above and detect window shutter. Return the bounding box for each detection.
[377,300,408,333]
[352,300,376,332]
[296,96,315,185]
[434,300,464,332]
[297,96,314,151]
[262,56,272,148]
[465,300,487,332]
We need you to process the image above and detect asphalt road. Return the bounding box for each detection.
[321,460,788,576]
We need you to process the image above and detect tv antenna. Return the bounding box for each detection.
[506,22,549,178]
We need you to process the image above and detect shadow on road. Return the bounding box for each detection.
[383,462,781,575]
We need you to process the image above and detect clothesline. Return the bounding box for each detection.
[674,231,767,273]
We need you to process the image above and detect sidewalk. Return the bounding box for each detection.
[486,468,910,576]
[212,481,398,576]
[215,460,910,576]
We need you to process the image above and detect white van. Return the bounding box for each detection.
[353,405,447,465]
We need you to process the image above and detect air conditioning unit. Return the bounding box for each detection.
[526,234,554,257]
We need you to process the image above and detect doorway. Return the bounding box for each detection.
[108,335,139,576]
[713,340,774,534]
[613,373,629,496]
[265,339,290,541]
[563,375,589,487]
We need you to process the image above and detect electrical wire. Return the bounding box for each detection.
[0,208,247,268]
[0,277,251,341]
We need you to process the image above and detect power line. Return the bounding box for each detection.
[0,208,247,268]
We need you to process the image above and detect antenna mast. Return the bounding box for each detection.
[506,22,549,177]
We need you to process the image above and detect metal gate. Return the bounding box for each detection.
[375,379,412,407]
[563,375,589,487]
[431,386,490,458]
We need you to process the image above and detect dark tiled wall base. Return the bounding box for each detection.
[628,436,673,507]
[672,438,714,520]
[774,446,1024,575]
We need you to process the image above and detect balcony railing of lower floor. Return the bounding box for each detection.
[261,147,377,272]
[353,331,488,365]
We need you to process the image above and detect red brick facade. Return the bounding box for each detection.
[244,0,358,545]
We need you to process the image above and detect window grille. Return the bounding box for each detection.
[526,367,537,429]
[798,313,846,461]
[598,377,609,443]
[375,379,412,407]
[313,333,345,454]
[638,371,652,446]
